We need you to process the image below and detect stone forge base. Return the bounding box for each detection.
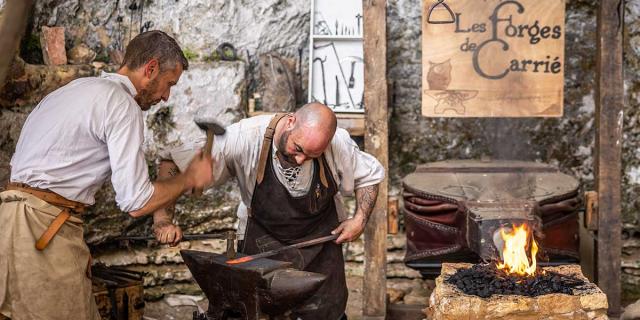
[427,263,608,320]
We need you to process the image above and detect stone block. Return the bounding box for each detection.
[427,263,609,320]
[68,43,96,65]
[40,26,67,65]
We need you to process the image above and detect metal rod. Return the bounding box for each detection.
[115,232,228,241]
[226,234,339,264]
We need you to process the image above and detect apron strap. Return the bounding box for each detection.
[35,209,71,251]
[318,155,329,189]
[257,113,288,185]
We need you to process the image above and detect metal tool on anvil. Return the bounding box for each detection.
[193,118,226,196]
[116,230,237,258]
[226,234,339,264]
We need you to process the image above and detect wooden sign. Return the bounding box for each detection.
[422,0,565,117]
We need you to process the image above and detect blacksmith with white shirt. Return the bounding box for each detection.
[156,103,385,319]
[0,31,213,320]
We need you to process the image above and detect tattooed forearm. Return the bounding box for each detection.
[355,184,379,223]
[158,160,180,180]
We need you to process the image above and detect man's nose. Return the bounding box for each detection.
[161,88,171,101]
[295,154,306,165]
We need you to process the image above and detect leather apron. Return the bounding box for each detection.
[240,114,348,320]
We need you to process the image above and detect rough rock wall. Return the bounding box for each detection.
[27,0,309,95]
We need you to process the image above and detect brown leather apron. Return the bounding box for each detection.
[240,114,348,320]
[0,184,99,320]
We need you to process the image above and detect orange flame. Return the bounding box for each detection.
[496,224,538,277]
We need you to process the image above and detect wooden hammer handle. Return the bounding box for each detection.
[193,129,214,196]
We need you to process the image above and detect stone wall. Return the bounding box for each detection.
[2,0,640,303]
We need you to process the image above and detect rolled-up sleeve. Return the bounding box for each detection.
[106,102,154,212]
[331,129,385,194]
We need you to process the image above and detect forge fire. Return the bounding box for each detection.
[446,223,587,298]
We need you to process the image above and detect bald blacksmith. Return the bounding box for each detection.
[157,103,385,319]
[0,31,212,320]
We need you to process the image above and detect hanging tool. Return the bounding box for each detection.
[313,56,328,105]
[335,75,340,107]
[140,20,153,33]
[226,234,339,264]
[116,16,124,50]
[138,0,144,33]
[314,42,357,109]
[356,14,363,35]
[348,61,356,88]
[335,20,339,35]
[128,1,138,44]
[193,119,226,196]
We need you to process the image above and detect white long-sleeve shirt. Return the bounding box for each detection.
[166,115,385,239]
[10,72,154,212]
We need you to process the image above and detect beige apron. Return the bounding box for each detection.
[0,190,100,320]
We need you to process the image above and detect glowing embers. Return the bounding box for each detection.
[446,263,583,298]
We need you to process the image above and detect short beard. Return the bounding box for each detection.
[276,130,298,167]
[134,77,160,111]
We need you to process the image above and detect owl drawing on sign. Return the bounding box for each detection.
[427,59,451,90]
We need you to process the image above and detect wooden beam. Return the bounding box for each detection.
[363,0,388,319]
[0,0,34,86]
[595,0,623,315]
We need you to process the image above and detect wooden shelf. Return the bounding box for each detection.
[312,35,363,41]
[248,111,365,137]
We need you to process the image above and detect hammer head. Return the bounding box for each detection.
[194,119,226,135]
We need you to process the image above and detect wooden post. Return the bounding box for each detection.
[595,0,623,315]
[0,0,34,86]
[363,0,388,318]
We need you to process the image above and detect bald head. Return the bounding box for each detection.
[275,103,338,166]
[293,102,338,136]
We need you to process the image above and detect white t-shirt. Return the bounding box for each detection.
[10,72,154,212]
[165,115,385,239]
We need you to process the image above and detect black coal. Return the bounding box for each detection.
[445,264,587,298]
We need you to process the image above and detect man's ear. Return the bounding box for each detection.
[144,58,160,79]
[286,114,296,130]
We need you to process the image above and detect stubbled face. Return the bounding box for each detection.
[276,119,331,167]
[135,62,183,110]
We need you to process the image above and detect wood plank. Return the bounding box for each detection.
[421,0,565,117]
[363,0,388,318]
[0,0,34,85]
[595,0,623,316]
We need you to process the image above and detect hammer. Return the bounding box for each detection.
[193,119,226,196]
